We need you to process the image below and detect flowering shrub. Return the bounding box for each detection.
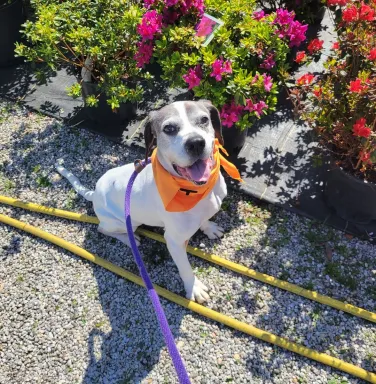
[16,0,149,109]
[290,0,376,178]
[141,0,307,130]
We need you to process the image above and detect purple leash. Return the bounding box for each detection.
[125,159,191,384]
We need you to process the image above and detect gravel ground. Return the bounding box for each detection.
[0,99,375,384]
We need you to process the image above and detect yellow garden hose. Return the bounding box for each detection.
[0,195,375,324]
[0,212,375,383]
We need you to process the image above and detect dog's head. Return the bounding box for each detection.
[144,100,224,185]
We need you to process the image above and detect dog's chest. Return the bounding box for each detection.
[159,173,227,237]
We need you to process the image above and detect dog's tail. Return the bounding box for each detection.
[55,162,95,202]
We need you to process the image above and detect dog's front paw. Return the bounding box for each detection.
[185,276,210,303]
[200,221,224,240]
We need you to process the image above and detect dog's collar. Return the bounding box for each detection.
[151,139,243,212]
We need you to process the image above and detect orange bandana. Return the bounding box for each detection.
[151,139,243,212]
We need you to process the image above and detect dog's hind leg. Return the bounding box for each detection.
[97,227,140,247]
[98,225,141,247]
[164,230,209,303]
[97,214,141,247]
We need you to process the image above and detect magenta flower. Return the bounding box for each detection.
[273,8,307,48]
[244,99,255,112]
[273,9,294,25]
[181,0,205,16]
[223,60,232,74]
[144,0,158,9]
[192,0,205,15]
[251,74,259,84]
[254,101,268,117]
[182,65,202,89]
[287,21,308,47]
[263,75,273,92]
[253,10,265,20]
[137,10,163,41]
[260,53,275,70]
[210,59,232,81]
[134,41,153,68]
[166,0,180,6]
[245,99,268,117]
[220,102,244,128]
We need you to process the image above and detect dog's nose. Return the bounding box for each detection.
[185,135,206,157]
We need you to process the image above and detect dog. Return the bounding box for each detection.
[56,100,241,303]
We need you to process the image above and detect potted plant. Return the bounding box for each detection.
[140,0,307,154]
[289,0,376,225]
[0,0,24,67]
[15,0,151,137]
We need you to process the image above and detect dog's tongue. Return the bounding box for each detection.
[186,158,212,182]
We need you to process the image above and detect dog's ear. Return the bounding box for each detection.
[199,99,224,146]
[144,115,156,162]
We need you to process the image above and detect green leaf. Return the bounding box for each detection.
[66,83,82,99]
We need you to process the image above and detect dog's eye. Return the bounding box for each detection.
[200,116,209,125]
[163,124,178,135]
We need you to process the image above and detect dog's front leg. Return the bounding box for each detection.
[165,232,209,303]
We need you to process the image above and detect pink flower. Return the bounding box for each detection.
[263,75,273,92]
[287,21,308,47]
[253,10,266,20]
[245,99,255,112]
[144,0,158,9]
[180,0,205,16]
[274,9,295,25]
[192,0,206,15]
[244,99,268,117]
[210,59,232,81]
[182,65,202,89]
[260,53,275,70]
[137,10,163,41]
[220,102,244,127]
[253,101,268,117]
[134,41,154,68]
[166,0,180,6]
[332,42,340,49]
[273,8,308,48]
[251,74,259,84]
[223,60,232,74]
[211,60,224,81]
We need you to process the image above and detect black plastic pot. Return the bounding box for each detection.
[223,126,248,156]
[324,166,376,225]
[0,0,24,67]
[81,80,137,138]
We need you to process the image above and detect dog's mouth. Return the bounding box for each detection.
[173,154,213,185]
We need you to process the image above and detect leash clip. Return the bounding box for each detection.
[134,159,145,174]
